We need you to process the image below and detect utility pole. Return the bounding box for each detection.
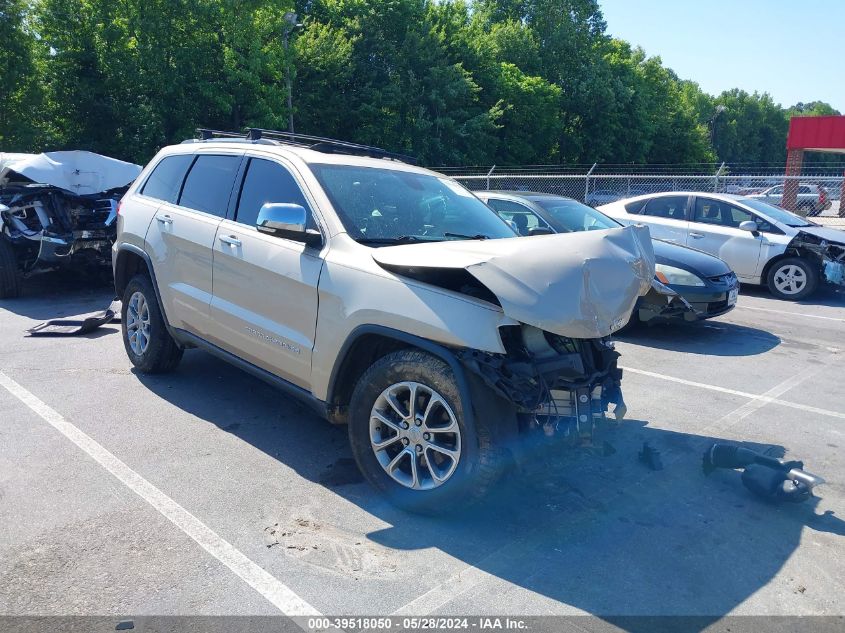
[282,12,303,136]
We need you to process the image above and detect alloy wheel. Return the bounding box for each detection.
[772,264,807,296]
[126,291,151,355]
[369,381,461,490]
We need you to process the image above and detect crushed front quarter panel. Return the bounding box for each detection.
[371,225,656,339]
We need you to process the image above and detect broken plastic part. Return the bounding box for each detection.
[27,299,120,336]
[638,442,663,470]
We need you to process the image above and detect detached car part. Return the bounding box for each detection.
[703,443,825,503]
[0,151,141,298]
[27,299,120,336]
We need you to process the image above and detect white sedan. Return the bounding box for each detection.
[599,192,845,300]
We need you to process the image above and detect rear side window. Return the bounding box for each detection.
[140,155,193,203]
[235,158,311,227]
[641,196,688,220]
[624,199,647,214]
[178,155,241,217]
[798,186,812,194]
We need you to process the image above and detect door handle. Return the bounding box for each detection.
[219,235,242,247]
[156,215,173,225]
[689,232,705,239]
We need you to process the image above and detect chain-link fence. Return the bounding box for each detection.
[444,166,844,217]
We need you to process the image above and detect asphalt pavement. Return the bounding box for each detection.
[1,272,844,625]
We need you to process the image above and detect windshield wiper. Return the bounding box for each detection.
[443,232,489,240]
[355,235,425,245]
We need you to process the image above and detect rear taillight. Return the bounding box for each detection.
[117,201,123,216]
[820,190,827,204]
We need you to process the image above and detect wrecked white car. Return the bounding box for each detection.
[113,129,656,512]
[600,192,845,301]
[0,151,141,298]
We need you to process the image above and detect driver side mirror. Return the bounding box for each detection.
[738,220,759,234]
[257,203,322,247]
[528,227,553,236]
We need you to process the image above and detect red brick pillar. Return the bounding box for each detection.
[840,170,845,218]
[782,149,803,212]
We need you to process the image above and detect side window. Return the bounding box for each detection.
[486,199,542,236]
[235,158,312,228]
[770,185,783,195]
[693,198,726,225]
[798,186,811,194]
[624,199,647,214]
[140,155,194,203]
[693,198,776,232]
[641,196,689,220]
[178,155,241,217]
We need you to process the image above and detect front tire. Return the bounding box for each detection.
[348,350,499,514]
[766,257,818,301]
[0,237,22,299]
[121,273,183,373]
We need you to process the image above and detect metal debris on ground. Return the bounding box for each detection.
[702,443,826,503]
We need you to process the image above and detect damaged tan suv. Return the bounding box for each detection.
[113,129,656,512]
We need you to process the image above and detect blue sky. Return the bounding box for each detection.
[599,0,844,112]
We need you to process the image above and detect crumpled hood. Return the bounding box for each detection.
[0,151,141,195]
[372,225,656,338]
[799,224,845,245]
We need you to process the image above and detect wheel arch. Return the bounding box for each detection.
[760,249,822,288]
[326,325,477,429]
[113,244,171,328]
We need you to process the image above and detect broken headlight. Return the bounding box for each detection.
[655,264,705,287]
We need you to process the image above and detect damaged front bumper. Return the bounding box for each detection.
[637,274,739,324]
[0,186,119,272]
[790,230,845,288]
[458,324,626,444]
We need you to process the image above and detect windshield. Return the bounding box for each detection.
[534,198,622,232]
[311,164,516,244]
[738,198,812,227]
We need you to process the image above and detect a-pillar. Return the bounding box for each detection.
[782,149,804,212]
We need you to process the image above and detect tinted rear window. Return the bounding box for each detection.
[624,199,647,214]
[641,196,688,219]
[178,155,241,217]
[141,155,194,203]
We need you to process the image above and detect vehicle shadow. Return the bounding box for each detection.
[739,284,845,308]
[0,269,115,321]
[134,351,839,626]
[616,320,781,356]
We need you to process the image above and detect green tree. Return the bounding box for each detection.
[0,0,45,150]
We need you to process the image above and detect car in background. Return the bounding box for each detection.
[599,192,845,300]
[748,183,831,217]
[476,191,739,327]
[585,188,647,207]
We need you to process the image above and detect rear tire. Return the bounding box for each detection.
[766,257,818,301]
[348,349,499,514]
[121,273,183,373]
[0,237,22,299]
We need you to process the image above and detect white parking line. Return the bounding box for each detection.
[0,370,320,617]
[737,304,845,323]
[621,366,845,420]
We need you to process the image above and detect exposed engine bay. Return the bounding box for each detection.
[0,152,141,296]
[1,185,120,269]
[789,230,845,287]
[459,323,626,445]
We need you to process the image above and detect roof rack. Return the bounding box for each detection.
[194,128,417,164]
